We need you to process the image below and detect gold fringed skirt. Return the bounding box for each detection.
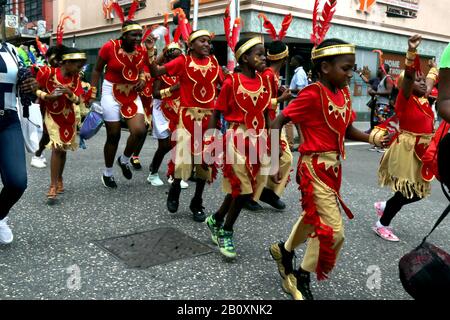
[378,131,433,199]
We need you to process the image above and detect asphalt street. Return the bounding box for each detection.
[1,123,449,300]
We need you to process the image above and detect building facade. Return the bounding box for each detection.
[55,0,450,118]
[3,0,53,45]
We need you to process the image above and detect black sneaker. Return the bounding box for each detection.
[243,199,264,212]
[260,188,286,210]
[130,156,142,170]
[269,242,295,279]
[167,184,181,213]
[190,197,206,222]
[294,269,314,300]
[117,156,132,180]
[102,175,118,189]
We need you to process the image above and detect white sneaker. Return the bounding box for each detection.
[31,155,46,168]
[180,180,189,189]
[168,177,189,189]
[147,173,164,186]
[40,155,47,164]
[0,217,13,244]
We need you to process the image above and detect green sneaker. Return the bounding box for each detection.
[218,228,237,259]
[205,215,220,245]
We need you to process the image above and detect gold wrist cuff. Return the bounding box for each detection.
[427,67,439,80]
[36,89,48,100]
[406,51,417,60]
[405,58,414,67]
[271,98,278,108]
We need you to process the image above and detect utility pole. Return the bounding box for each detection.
[193,0,199,31]
[0,0,6,43]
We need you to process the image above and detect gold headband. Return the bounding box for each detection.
[166,42,181,51]
[62,53,87,61]
[235,37,262,61]
[188,30,211,43]
[311,44,356,60]
[122,24,143,34]
[267,47,289,61]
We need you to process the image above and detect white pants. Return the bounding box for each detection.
[100,79,144,122]
[151,99,170,139]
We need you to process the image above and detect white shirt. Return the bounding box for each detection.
[0,43,20,111]
[289,66,308,97]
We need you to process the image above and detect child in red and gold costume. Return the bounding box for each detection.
[245,13,293,212]
[204,37,272,259]
[372,35,437,242]
[150,26,223,222]
[89,1,150,189]
[35,46,87,202]
[268,0,388,300]
[147,16,186,188]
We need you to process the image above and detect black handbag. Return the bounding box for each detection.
[399,185,450,299]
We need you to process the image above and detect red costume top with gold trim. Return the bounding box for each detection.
[282,82,354,158]
[160,74,181,132]
[215,72,272,197]
[99,39,148,118]
[164,53,223,109]
[99,39,147,84]
[215,73,271,131]
[395,90,434,135]
[36,66,83,144]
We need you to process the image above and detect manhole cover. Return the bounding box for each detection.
[94,227,213,268]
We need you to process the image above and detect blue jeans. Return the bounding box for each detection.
[0,110,27,220]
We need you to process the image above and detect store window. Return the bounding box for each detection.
[24,0,43,22]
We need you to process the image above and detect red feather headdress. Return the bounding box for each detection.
[112,0,139,23]
[35,36,48,56]
[172,7,192,42]
[56,13,76,47]
[258,13,292,41]
[224,2,241,52]
[310,0,355,61]
[310,0,337,47]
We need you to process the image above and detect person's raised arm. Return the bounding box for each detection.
[425,58,438,98]
[150,60,168,77]
[402,34,422,100]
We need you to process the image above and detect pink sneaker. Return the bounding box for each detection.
[372,225,400,242]
[374,202,385,217]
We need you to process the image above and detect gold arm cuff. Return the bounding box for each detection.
[235,37,262,61]
[188,30,211,43]
[36,89,48,100]
[426,67,439,80]
[67,93,79,104]
[62,53,87,61]
[271,98,278,108]
[311,44,356,60]
[267,48,289,61]
[405,58,414,67]
[406,51,417,60]
[122,24,143,34]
